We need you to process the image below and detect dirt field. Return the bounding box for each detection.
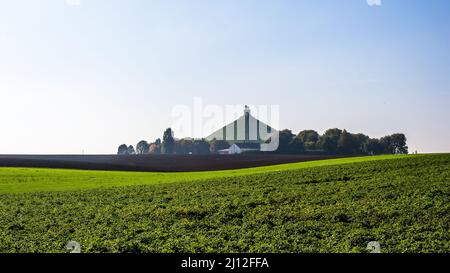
[0,154,348,172]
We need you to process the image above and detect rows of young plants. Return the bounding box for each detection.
[0,154,449,253]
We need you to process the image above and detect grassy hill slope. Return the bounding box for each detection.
[0,154,449,253]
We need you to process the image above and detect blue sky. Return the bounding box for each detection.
[0,0,449,154]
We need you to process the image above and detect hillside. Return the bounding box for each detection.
[0,155,412,194]
[0,154,449,253]
[0,154,345,172]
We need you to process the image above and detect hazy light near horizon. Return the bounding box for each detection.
[0,0,449,154]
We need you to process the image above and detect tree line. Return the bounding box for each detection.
[118,128,408,155]
[118,128,226,155]
[277,128,408,155]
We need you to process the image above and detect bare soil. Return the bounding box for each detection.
[0,154,348,172]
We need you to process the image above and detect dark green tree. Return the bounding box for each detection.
[297,130,319,150]
[136,140,150,155]
[155,138,162,146]
[297,130,318,142]
[117,144,128,155]
[161,128,175,154]
[352,133,370,154]
[192,139,211,155]
[364,138,384,155]
[318,128,342,154]
[176,139,194,154]
[276,129,296,154]
[290,137,305,154]
[337,130,358,154]
[381,133,408,154]
[380,135,393,154]
[391,133,408,154]
[127,145,136,155]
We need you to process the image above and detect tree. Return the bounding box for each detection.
[155,138,162,146]
[352,133,370,154]
[275,129,305,154]
[337,130,358,154]
[117,144,128,155]
[364,138,383,155]
[192,139,211,155]
[391,133,408,154]
[381,134,408,154]
[380,135,392,154]
[136,140,150,155]
[297,130,320,143]
[318,128,342,154]
[209,139,230,154]
[149,143,161,154]
[148,138,162,154]
[290,137,305,154]
[175,139,194,154]
[276,129,296,154]
[161,128,175,154]
[127,145,136,155]
[297,130,319,150]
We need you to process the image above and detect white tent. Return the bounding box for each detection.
[228,144,242,154]
[219,144,242,155]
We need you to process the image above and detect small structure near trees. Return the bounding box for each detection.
[219,144,242,155]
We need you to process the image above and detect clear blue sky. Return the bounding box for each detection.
[0,0,449,154]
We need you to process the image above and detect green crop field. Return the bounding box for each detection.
[0,154,449,253]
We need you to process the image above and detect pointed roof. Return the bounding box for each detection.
[205,107,277,144]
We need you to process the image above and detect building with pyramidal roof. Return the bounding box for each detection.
[205,106,278,153]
